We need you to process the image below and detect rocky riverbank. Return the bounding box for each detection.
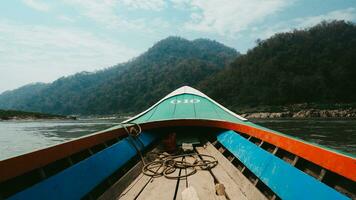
[240,108,356,119]
[0,116,76,121]
[0,109,75,121]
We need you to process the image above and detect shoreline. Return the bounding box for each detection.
[2,109,356,121]
[0,116,76,121]
[0,109,76,121]
[240,109,356,119]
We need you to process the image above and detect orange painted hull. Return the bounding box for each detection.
[0,119,355,183]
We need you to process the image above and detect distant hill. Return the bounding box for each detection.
[0,83,48,110]
[0,37,237,114]
[200,20,356,110]
[1,21,355,115]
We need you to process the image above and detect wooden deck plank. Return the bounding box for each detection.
[134,158,182,200]
[135,176,178,200]
[196,146,248,200]
[118,172,152,200]
[99,161,143,200]
[203,142,268,200]
[119,142,267,200]
[116,148,163,200]
[175,156,189,200]
[183,155,219,200]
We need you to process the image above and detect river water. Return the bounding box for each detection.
[0,119,121,161]
[253,119,356,156]
[0,119,355,160]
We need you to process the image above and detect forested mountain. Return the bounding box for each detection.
[0,21,355,115]
[0,37,237,114]
[0,83,49,110]
[200,20,356,110]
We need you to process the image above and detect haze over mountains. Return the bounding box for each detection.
[0,20,355,115]
[0,37,238,114]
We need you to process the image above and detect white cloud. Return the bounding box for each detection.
[294,7,356,28]
[255,7,356,39]
[61,0,124,29]
[183,0,291,36]
[0,20,139,92]
[22,0,51,12]
[57,15,76,23]
[60,0,167,32]
[170,0,192,9]
[120,0,166,10]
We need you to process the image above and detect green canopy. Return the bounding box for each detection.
[126,86,247,124]
[121,86,355,159]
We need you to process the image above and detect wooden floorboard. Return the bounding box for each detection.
[203,142,268,200]
[174,156,188,200]
[118,172,152,200]
[99,161,143,200]
[196,146,247,200]
[183,155,220,200]
[118,143,268,200]
[135,160,181,200]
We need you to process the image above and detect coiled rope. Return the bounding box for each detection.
[142,152,218,179]
[120,123,218,180]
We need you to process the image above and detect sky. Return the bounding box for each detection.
[0,0,355,93]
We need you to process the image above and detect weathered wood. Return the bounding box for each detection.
[218,147,226,154]
[258,141,264,147]
[175,156,189,200]
[318,169,326,181]
[196,146,248,200]
[291,155,299,166]
[118,172,152,200]
[215,183,225,196]
[99,161,143,200]
[203,142,268,200]
[272,147,279,155]
[183,155,219,200]
[181,186,200,200]
[135,162,180,200]
[118,142,267,200]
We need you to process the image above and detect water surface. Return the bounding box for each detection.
[253,119,356,155]
[0,118,355,161]
[0,119,120,160]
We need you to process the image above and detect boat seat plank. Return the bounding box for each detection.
[217,130,349,200]
[201,142,267,200]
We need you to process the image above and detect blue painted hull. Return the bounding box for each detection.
[9,133,156,200]
[217,130,349,200]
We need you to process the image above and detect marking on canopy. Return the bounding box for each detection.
[123,86,247,123]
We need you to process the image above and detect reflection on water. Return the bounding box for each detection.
[0,119,121,160]
[0,118,355,161]
[253,119,356,155]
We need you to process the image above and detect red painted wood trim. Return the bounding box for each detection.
[0,127,127,183]
[138,119,356,181]
[220,122,356,182]
[1,119,355,183]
